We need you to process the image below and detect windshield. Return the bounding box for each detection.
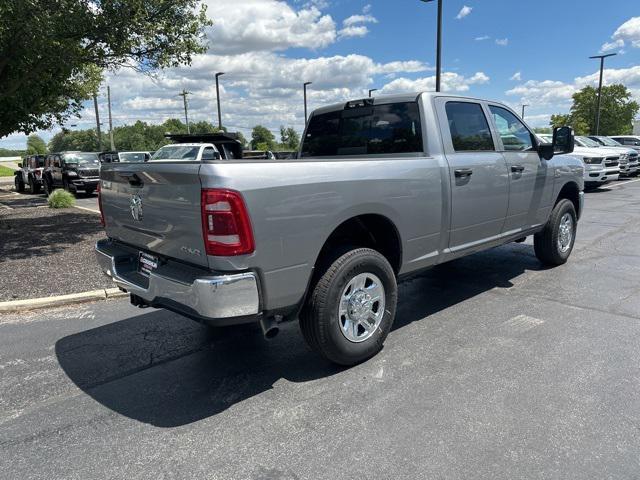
[63,152,99,164]
[150,145,200,161]
[119,152,148,163]
[576,137,600,148]
[597,137,622,147]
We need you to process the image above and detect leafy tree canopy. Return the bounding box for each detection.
[48,119,246,152]
[251,125,276,150]
[0,0,211,138]
[279,126,301,151]
[26,134,47,155]
[550,84,639,136]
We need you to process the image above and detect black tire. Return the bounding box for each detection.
[29,177,40,194]
[15,176,25,193]
[62,177,71,192]
[300,248,397,366]
[43,178,51,195]
[534,198,577,266]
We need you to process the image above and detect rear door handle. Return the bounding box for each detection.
[511,165,525,173]
[454,168,473,177]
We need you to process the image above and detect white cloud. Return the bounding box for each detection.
[475,35,490,41]
[495,38,509,46]
[601,16,640,52]
[338,7,378,39]
[456,6,472,20]
[505,65,640,108]
[510,71,522,81]
[342,14,377,27]
[338,26,369,38]
[380,71,489,94]
[204,0,337,54]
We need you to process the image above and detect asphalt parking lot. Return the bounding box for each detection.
[2,179,640,479]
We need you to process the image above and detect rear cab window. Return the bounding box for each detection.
[301,101,423,157]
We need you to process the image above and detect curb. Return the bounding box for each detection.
[0,288,128,313]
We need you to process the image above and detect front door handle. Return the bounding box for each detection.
[511,165,525,173]
[454,168,473,177]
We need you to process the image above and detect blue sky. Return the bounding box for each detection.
[2,0,639,149]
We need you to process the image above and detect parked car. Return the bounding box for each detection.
[43,152,100,196]
[539,134,619,188]
[242,150,276,160]
[13,155,45,193]
[96,93,581,366]
[574,136,625,183]
[609,135,640,152]
[99,151,152,163]
[587,136,638,176]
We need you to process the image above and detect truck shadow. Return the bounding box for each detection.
[55,243,543,428]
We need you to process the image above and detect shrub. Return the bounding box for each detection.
[48,189,75,208]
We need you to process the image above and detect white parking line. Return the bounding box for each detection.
[607,178,640,188]
[73,205,100,214]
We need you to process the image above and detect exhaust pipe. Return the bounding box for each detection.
[259,316,280,340]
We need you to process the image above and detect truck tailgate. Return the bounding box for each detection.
[100,162,208,267]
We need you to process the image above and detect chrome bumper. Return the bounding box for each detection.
[95,239,261,323]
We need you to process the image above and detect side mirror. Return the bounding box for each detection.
[552,126,574,155]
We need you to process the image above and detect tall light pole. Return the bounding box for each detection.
[368,88,378,98]
[93,92,102,150]
[107,86,115,151]
[420,0,443,92]
[215,72,225,130]
[589,53,617,135]
[178,89,191,134]
[303,82,312,124]
[521,104,529,120]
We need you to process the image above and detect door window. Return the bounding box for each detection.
[444,102,494,152]
[489,106,534,152]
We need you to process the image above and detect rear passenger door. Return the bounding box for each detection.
[436,98,509,251]
[488,105,554,231]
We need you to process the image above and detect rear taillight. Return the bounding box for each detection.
[97,183,105,227]
[201,189,254,256]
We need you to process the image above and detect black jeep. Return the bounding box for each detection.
[43,151,100,196]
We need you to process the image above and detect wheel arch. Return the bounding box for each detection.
[556,181,581,218]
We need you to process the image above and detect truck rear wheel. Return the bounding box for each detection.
[534,198,577,266]
[15,176,24,193]
[300,248,397,366]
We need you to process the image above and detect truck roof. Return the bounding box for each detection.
[310,92,503,116]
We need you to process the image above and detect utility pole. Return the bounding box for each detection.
[215,72,225,130]
[521,104,529,120]
[107,86,115,151]
[589,53,617,135]
[368,88,378,98]
[178,89,191,134]
[420,0,443,92]
[93,92,102,150]
[303,82,312,124]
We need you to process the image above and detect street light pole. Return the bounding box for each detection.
[368,88,378,98]
[589,53,616,135]
[215,72,225,130]
[521,104,529,120]
[93,92,102,150]
[303,82,312,124]
[420,0,443,92]
[178,89,191,134]
[107,86,115,151]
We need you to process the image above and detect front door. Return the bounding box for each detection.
[488,105,554,232]
[437,99,509,252]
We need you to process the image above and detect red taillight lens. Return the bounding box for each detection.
[201,189,254,256]
[97,183,105,227]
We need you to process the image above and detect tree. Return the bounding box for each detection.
[279,126,301,150]
[26,134,47,154]
[550,84,639,135]
[533,127,552,134]
[251,125,276,150]
[0,0,211,138]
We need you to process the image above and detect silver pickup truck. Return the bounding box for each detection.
[96,93,583,365]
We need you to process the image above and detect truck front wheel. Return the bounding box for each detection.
[534,198,577,266]
[300,248,397,366]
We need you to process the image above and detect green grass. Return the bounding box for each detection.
[0,165,15,177]
[47,189,76,209]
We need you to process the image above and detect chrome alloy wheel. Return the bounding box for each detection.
[558,212,574,253]
[338,272,385,343]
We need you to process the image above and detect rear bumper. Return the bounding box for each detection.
[95,239,261,325]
